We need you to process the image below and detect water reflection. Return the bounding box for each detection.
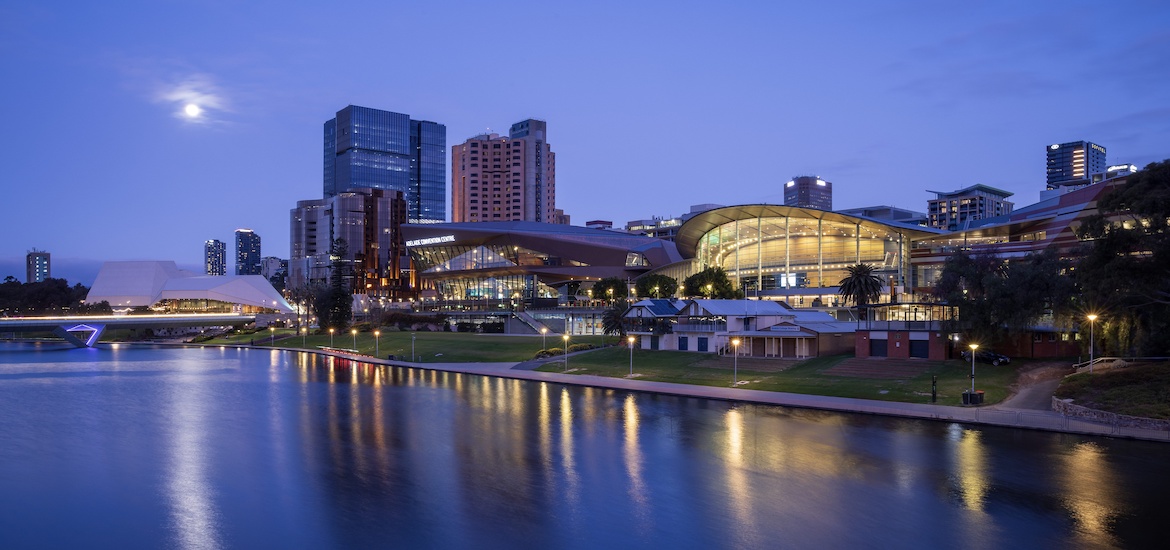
[5,344,1167,549]
[165,362,222,550]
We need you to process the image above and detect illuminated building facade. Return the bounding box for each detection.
[204,239,226,276]
[1046,140,1106,188]
[235,229,261,275]
[452,119,556,223]
[668,205,939,307]
[324,105,446,224]
[926,184,1014,230]
[288,188,410,298]
[784,176,833,210]
[402,221,681,308]
[26,249,50,283]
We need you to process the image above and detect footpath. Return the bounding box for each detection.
[203,343,1170,443]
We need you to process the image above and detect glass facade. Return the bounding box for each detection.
[411,243,579,301]
[324,106,446,224]
[694,215,910,296]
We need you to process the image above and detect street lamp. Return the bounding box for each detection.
[329,328,334,348]
[374,330,380,357]
[731,338,740,385]
[540,326,548,350]
[562,334,570,372]
[628,335,636,376]
[1087,314,1098,373]
[968,343,979,396]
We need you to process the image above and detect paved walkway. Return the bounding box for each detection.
[180,342,1170,443]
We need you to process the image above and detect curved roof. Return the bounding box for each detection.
[674,204,943,257]
[87,261,293,312]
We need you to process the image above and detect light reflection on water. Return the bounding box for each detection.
[0,344,1167,549]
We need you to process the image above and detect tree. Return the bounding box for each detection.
[313,239,353,331]
[1076,158,1170,354]
[683,267,740,298]
[932,249,1077,348]
[837,264,883,308]
[592,277,629,303]
[635,274,677,299]
[602,301,630,339]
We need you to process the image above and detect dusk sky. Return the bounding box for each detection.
[2,0,1168,285]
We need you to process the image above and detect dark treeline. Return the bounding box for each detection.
[0,276,111,316]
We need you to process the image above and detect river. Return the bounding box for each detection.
[1,343,1166,549]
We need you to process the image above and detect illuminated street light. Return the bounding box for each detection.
[731,338,741,385]
[628,335,636,376]
[969,343,979,397]
[1087,314,1098,373]
[562,334,570,372]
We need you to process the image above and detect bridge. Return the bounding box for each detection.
[0,313,255,347]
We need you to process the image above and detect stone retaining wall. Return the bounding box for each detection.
[1052,397,1170,431]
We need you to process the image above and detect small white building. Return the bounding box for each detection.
[627,299,855,358]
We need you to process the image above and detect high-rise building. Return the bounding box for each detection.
[26,249,50,283]
[324,105,446,223]
[1046,141,1106,188]
[289,188,410,297]
[235,229,262,275]
[451,119,557,223]
[204,239,226,276]
[926,184,1014,230]
[784,176,833,210]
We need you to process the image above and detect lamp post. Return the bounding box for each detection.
[541,326,548,350]
[562,334,570,372]
[329,328,334,348]
[1087,314,1098,373]
[968,343,979,396]
[628,335,636,376]
[374,330,380,357]
[732,338,740,385]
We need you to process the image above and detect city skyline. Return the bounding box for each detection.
[2,1,1169,285]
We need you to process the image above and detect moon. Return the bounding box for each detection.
[184,103,202,118]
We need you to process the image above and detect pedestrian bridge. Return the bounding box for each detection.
[0,313,255,347]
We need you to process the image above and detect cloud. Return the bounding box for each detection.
[154,73,230,124]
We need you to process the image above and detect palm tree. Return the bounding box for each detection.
[601,302,630,340]
[838,264,883,312]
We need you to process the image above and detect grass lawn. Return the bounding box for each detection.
[537,348,1019,405]
[201,329,612,363]
[1055,363,1170,419]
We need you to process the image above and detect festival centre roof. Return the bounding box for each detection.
[87,261,293,312]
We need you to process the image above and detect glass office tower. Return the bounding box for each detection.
[324,105,446,223]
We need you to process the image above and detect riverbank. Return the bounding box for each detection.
[177,341,1170,443]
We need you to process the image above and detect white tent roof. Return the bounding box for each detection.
[87,261,293,312]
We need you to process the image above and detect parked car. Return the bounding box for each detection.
[960,349,1011,366]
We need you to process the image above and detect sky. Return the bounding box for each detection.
[2,0,1168,286]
